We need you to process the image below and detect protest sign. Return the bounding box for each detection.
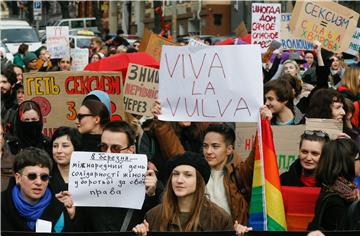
[139,28,177,61]
[70,48,89,71]
[158,45,263,122]
[235,123,305,173]
[346,27,360,56]
[46,26,70,59]
[289,0,359,53]
[23,71,125,137]
[280,13,314,50]
[123,63,159,116]
[188,38,208,47]
[305,118,343,140]
[69,152,147,209]
[251,3,281,52]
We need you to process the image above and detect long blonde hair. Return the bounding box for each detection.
[341,67,360,96]
[159,169,209,231]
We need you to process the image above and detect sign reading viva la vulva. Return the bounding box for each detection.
[158,45,263,122]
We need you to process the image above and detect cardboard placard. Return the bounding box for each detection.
[46,26,70,59]
[69,152,147,209]
[235,123,305,173]
[23,71,125,137]
[158,45,263,122]
[280,13,314,50]
[289,0,359,53]
[251,3,281,52]
[346,27,360,56]
[123,63,159,116]
[305,118,343,140]
[138,28,177,61]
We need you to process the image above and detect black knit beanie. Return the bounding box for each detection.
[166,151,211,184]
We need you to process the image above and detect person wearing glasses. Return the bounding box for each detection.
[1,147,77,232]
[50,126,81,194]
[76,90,111,152]
[308,138,359,231]
[5,100,50,155]
[280,130,330,187]
[79,120,159,232]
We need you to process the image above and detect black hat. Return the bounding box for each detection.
[166,152,211,184]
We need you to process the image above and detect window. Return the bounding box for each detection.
[71,20,84,29]
[213,14,222,26]
[59,21,69,26]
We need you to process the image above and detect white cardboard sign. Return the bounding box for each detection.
[70,48,89,71]
[69,152,147,209]
[251,3,281,52]
[158,45,263,122]
[346,27,360,56]
[46,26,70,59]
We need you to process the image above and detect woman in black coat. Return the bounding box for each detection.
[308,139,359,231]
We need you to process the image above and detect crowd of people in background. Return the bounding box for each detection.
[1,22,360,235]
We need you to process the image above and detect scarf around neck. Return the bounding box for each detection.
[12,185,52,231]
[322,176,359,203]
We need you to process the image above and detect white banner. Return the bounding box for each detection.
[158,45,263,122]
[346,27,360,56]
[69,152,147,209]
[70,48,89,71]
[46,26,70,59]
[251,3,281,52]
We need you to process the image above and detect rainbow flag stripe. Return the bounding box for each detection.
[249,118,287,231]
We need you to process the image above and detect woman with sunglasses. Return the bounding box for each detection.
[308,139,359,231]
[132,152,252,236]
[1,147,77,232]
[6,100,51,155]
[76,90,111,151]
[281,130,330,187]
[50,126,81,194]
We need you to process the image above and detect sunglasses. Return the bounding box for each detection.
[77,113,96,121]
[24,173,51,182]
[99,143,130,153]
[303,130,330,139]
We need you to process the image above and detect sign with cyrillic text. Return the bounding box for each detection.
[346,27,360,56]
[158,45,263,122]
[69,152,147,209]
[251,3,281,52]
[70,48,89,71]
[289,0,359,53]
[46,26,70,59]
[23,71,125,137]
[123,63,159,116]
[281,13,314,50]
[235,123,304,173]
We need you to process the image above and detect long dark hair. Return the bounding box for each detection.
[306,88,345,119]
[315,139,358,186]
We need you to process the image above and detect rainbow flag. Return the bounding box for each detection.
[248,118,287,231]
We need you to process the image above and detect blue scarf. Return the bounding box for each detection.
[12,185,52,231]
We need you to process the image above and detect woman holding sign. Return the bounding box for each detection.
[132,152,252,235]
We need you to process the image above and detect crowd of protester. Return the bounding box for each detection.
[1,24,360,235]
